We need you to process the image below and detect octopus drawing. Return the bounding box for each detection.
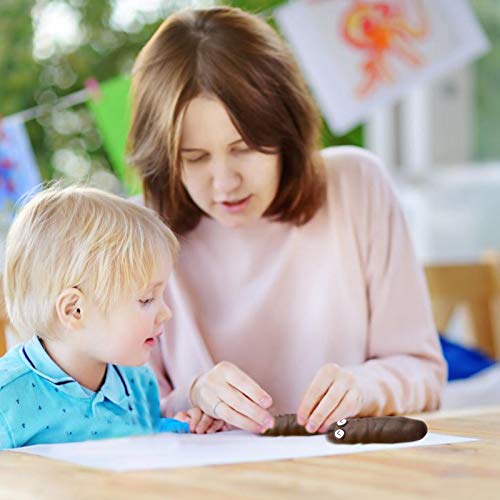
[340,0,429,98]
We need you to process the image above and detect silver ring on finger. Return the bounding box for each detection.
[213,400,224,418]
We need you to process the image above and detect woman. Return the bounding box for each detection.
[128,6,446,434]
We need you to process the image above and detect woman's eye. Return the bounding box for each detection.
[184,154,207,163]
[233,147,251,154]
[139,298,154,306]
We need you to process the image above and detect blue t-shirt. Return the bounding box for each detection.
[0,336,189,449]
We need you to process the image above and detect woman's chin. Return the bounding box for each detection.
[215,214,257,228]
[211,206,265,228]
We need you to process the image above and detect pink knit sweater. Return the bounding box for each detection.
[150,146,446,417]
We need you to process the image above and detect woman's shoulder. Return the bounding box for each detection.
[316,146,398,229]
[319,146,393,199]
[320,146,388,182]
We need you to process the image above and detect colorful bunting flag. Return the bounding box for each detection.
[86,75,141,195]
[0,116,42,222]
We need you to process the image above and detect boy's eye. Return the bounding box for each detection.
[139,298,155,306]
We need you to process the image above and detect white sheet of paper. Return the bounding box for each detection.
[12,431,476,471]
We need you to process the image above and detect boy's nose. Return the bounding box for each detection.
[158,303,172,324]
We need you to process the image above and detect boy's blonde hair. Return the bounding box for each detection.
[4,184,178,340]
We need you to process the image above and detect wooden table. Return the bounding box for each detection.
[0,406,498,500]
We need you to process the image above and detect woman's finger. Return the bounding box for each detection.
[218,383,274,430]
[210,400,266,433]
[318,389,360,433]
[297,364,339,425]
[306,381,349,433]
[223,363,273,409]
[191,363,273,424]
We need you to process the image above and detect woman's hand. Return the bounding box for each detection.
[190,361,275,433]
[297,363,364,433]
[174,407,225,434]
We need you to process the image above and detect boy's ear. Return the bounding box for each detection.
[56,287,84,330]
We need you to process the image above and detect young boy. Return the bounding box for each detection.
[0,185,222,449]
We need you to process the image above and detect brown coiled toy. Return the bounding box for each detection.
[262,414,317,436]
[327,416,428,444]
[263,414,428,444]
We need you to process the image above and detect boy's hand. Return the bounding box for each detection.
[174,407,225,434]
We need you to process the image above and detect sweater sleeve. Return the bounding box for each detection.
[345,151,447,415]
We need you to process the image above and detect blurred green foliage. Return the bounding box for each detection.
[472,0,500,161]
[0,0,184,184]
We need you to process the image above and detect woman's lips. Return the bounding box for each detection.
[219,195,252,213]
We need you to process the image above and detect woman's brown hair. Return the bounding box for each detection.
[128,6,326,234]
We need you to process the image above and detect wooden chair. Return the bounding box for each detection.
[424,253,500,360]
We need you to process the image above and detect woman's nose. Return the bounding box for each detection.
[212,161,241,194]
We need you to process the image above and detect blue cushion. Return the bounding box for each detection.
[439,335,495,381]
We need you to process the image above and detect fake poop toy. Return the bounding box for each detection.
[263,414,428,444]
